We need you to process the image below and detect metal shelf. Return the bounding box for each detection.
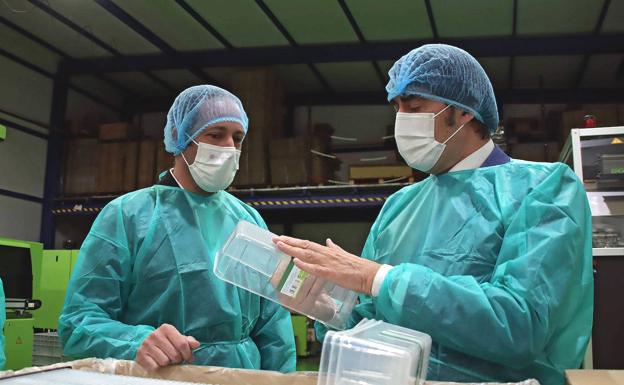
[52,183,410,216]
[593,248,624,257]
[52,195,118,215]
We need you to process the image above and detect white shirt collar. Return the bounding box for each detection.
[448,139,494,172]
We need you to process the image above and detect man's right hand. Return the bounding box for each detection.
[136,324,200,371]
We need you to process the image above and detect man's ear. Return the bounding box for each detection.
[460,110,475,126]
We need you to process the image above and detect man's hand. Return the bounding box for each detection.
[273,236,381,295]
[136,324,200,371]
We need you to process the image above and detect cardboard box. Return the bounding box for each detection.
[269,137,310,186]
[96,142,138,194]
[231,68,284,139]
[231,68,284,187]
[98,122,140,142]
[136,112,167,139]
[310,124,336,184]
[349,165,413,180]
[0,358,541,385]
[566,369,624,385]
[270,136,309,159]
[507,118,538,136]
[63,139,99,196]
[235,132,269,187]
[68,114,102,137]
[137,139,157,188]
[156,144,174,177]
[561,107,620,141]
[333,150,400,182]
[510,142,560,163]
[561,110,588,131]
[270,158,309,186]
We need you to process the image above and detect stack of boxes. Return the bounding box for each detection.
[62,122,173,196]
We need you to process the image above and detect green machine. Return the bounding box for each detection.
[292,314,323,371]
[0,238,42,370]
[291,315,308,357]
[0,237,80,370]
[34,250,80,330]
[4,316,34,371]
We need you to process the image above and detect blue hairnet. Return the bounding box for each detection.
[164,85,249,154]
[386,44,499,132]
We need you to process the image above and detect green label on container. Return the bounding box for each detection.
[610,167,624,175]
[277,260,309,297]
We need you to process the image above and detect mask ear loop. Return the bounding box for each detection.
[433,104,467,145]
[442,122,467,145]
[180,151,192,167]
[433,103,452,118]
[181,134,199,167]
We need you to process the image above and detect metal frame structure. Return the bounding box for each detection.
[50,183,408,214]
[0,14,138,99]
[33,59,624,249]
[0,1,621,115]
[47,183,403,242]
[573,0,612,89]
[40,71,69,247]
[337,0,386,87]
[253,0,332,92]
[92,0,216,85]
[27,0,177,94]
[0,115,48,140]
[130,87,624,116]
[0,1,622,246]
[0,45,120,113]
[0,188,42,204]
[568,125,624,370]
[62,34,624,75]
[593,248,624,256]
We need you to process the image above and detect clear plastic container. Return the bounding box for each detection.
[214,220,358,329]
[318,319,432,385]
[33,332,64,358]
[320,319,381,385]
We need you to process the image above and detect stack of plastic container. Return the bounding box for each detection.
[32,332,70,366]
[318,319,432,385]
[214,220,358,329]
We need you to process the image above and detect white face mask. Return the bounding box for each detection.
[181,139,241,192]
[394,104,466,173]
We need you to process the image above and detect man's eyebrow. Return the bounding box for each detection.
[205,126,227,132]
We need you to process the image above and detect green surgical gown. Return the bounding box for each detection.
[59,185,296,372]
[318,160,593,385]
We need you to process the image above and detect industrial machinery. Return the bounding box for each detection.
[0,238,42,370]
[0,238,81,370]
[561,126,624,369]
[34,249,80,330]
